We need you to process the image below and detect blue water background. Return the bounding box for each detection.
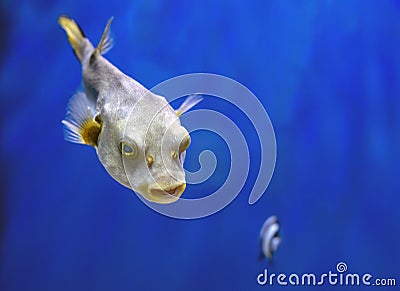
[1,1,399,290]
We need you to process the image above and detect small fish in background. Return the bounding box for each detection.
[259,215,281,261]
[58,16,202,204]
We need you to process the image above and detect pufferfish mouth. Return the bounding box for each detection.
[147,183,186,204]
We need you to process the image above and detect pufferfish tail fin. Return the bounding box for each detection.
[62,92,102,147]
[58,16,86,62]
[95,17,114,55]
[175,94,203,117]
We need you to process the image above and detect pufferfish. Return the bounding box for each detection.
[59,16,201,204]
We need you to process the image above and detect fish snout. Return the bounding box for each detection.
[148,183,186,204]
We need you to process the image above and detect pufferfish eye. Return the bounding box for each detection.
[119,141,138,158]
[179,135,191,153]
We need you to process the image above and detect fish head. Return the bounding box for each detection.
[114,95,190,204]
[142,116,190,204]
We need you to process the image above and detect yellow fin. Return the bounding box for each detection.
[79,119,102,147]
[58,16,85,62]
[62,92,101,147]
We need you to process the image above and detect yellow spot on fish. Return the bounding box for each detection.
[147,154,154,168]
[171,151,178,159]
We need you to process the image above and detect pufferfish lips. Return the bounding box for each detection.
[147,183,186,204]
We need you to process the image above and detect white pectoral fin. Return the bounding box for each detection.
[175,94,203,117]
[62,91,101,147]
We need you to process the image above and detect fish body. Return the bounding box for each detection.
[259,215,281,260]
[59,16,201,203]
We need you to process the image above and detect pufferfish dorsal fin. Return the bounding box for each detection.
[95,17,114,55]
[175,94,203,117]
[62,91,102,147]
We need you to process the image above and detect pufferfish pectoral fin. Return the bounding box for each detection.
[62,91,102,147]
[175,94,203,117]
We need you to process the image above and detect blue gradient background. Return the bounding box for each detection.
[1,1,399,290]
